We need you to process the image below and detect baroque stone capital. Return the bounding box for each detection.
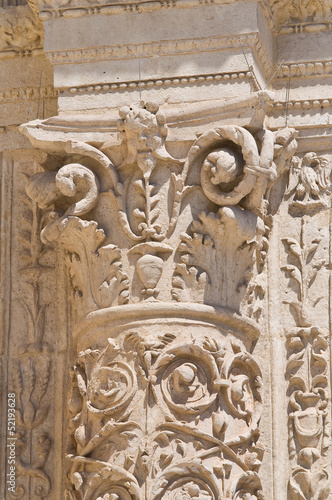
[21,97,298,322]
[21,96,298,499]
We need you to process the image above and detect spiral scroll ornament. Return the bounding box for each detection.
[88,361,137,414]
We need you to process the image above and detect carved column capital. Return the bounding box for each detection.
[21,97,298,499]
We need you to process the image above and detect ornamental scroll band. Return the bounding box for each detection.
[21,98,298,499]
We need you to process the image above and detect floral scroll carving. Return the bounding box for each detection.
[66,317,263,500]
[283,172,331,499]
[9,190,54,499]
[271,0,332,27]
[286,326,330,500]
[21,96,300,499]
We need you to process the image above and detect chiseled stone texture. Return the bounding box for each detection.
[0,1,332,499]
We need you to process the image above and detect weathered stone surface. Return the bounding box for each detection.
[0,1,331,499]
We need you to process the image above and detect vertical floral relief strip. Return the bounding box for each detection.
[283,155,332,499]
[9,185,54,499]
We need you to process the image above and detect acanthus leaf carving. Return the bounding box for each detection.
[21,96,300,499]
[0,5,42,52]
[270,0,332,27]
[23,100,298,318]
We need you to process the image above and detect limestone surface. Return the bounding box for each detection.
[0,1,331,499]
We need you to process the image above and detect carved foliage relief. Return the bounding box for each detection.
[5,157,58,498]
[23,102,297,321]
[21,98,301,498]
[66,320,264,500]
[282,156,332,499]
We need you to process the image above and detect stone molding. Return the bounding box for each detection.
[276,60,332,79]
[45,32,271,76]
[272,98,332,111]
[278,20,332,34]
[28,0,272,24]
[26,0,332,34]
[0,85,58,104]
[0,46,43,60]
[62,71,252,96]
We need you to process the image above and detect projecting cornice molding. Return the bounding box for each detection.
[0,85,58,104]
[25,0,332,34]
[46,32,272,82]
[276,60,332,79]
[26,0,273,23]
[61,71,254,96]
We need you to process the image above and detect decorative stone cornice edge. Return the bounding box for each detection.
[46,32,272,76]
[61,71,252,95]
[278,20,332,34]
[271,98,332,112]
[275,60,332,79]
[0,47,44,60]
[30,0,272,24]
[0,85,58,104]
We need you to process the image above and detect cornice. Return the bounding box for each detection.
[275,60,332,79]
[0,47,44,60]
[61,70,253,95]
[32,0,236,20]
[279,20,332,34]
[46,32,272,76]
[257,0,273,28]
[271,97,332,112]
[28,0,264,20]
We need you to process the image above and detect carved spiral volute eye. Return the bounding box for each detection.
[203,147,243,187]
[88,361,137,414]
[167,362,205,403]
[152,345,219,415]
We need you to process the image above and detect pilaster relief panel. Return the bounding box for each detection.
[20,95,298,499]
[280,152,332,499]
[0,152,13,500]
[1,152,68,499]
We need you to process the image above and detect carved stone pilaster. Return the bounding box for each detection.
[20,97,298,499]
[283,159,332,499]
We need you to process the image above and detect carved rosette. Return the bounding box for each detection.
[21,98,298,499]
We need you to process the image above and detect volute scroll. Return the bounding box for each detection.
[21,96,300,499]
